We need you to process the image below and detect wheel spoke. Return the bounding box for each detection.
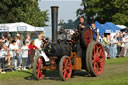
[96,63,99,73]
[39,58,42,67]
[99,58,104,63]
[99,48,104,57]
[63,70,67,79]
[37,59,40,67]
[93,62,97,72]
[92,59,95,63]
[63,69,66,73]
[64,59,67,68]
[37,69,40,78]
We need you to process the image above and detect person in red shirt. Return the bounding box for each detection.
[28,40,37,68]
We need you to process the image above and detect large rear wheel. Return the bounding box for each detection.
[33,56,45,80]
[81,28,93,47]
[59,56,72,81]
[86,41,105,76]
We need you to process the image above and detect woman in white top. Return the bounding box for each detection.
[21,41,29,70]
[9,40,21,69]
[110,35,118,58]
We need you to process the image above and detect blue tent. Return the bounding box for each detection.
[95,21,105,36]
[103,22,120,33]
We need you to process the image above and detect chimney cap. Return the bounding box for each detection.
[51,6,59,8]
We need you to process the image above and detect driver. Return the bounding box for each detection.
[77,16,87,33]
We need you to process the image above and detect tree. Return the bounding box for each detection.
[0,0,48,26]
[77,0,128,26]
[59,19,76,29]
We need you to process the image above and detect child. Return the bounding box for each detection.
[0,44,10,73]
[21,41,29,70]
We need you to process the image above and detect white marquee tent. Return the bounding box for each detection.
[0,22,36,32]
[116,25,127,29]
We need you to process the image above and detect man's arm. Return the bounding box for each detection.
[96,32,99,41]
[79,24,86,29]
[96,29,99,41]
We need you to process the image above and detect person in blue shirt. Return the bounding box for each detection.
[91,22,99,41]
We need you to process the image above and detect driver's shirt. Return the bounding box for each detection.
[77,23,86,33]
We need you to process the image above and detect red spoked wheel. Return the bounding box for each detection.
[81,28,93,47]
[86,41,105,76]
[33,56,45,80]
[59,56,72,81]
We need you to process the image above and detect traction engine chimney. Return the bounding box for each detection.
[51,6,59,43]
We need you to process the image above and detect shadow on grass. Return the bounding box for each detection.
[23,70,89,81]
[20,70,35,80]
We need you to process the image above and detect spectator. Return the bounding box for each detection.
[0,44,10,73]
[35,35,42,50]
[15,36,23,67]
[19,33,24,42]
[110,35,118,58]
[105,35,111,58]
[124,31,128,56]
[25,34,31,68]
[5,37,11,47]
[119,34,126,57]
[21,41,29,70]
[25,35,32,44]
[28,40,37,68]
[9,40,20,69]
[0,37,4,50]
[15,36,23,49]
[91,22,99,41]
[117,32,123,57]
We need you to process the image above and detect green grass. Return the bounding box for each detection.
[64,72,128,85]
[0,70,32,80]
[106,57,128,64]
[0,57,128,80]
[0,57,128,85]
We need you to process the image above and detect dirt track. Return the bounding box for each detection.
[1,63,128,85]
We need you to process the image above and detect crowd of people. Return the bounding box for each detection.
[100,31,128,59]
[0,34,50,74]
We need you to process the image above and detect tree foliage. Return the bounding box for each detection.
[77,0,128,26]
[0,0,48,26]
[59,19,75,29]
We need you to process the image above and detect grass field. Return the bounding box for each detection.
[0,57,128,85]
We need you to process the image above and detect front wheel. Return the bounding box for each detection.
[86,41,105,76]
[59,56,72,81]
[33,56,45,80]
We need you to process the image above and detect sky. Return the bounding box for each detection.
[39,0,82,25]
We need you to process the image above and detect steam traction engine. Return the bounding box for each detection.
[33,6,105,81]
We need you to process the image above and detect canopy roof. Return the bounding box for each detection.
[116,25,127,29]
[95,21,105,36]
[103,22,120,33]
[0,22,36,32]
